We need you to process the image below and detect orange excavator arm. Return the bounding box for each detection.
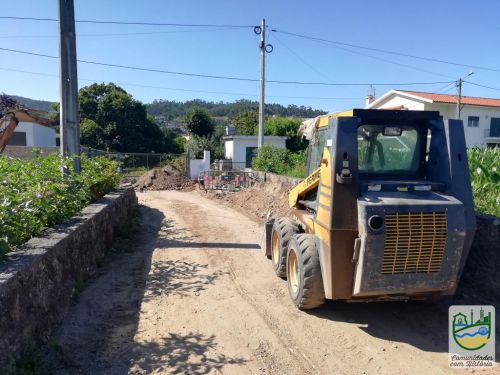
[0,109,57,153]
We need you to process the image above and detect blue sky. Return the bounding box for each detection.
[1,0,499,112]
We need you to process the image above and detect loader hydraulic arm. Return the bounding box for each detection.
[0,109,56,153]
[288,167,321,208]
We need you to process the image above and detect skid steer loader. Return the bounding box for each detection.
[263,109,476,309]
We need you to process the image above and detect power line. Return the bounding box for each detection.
[272,29,500,74]
[272,33,332,81]
[464,80,500,93]
[0,16,254,28]
[0,46,454,87]
[0,27,242,39]
[310,38,455,79]
[0,66,359,100]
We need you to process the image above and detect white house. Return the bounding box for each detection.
[8,122,56,147]
[366,90,500,148]
[223,135,287,170]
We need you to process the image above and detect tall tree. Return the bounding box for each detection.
[184,107,215,137]
[78,83,167,152]
[232,110,258,135]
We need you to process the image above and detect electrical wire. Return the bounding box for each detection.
[0,66,359,100]
[272,29,500,74]
[464,80,500,93]
[0,46,454,87]
[0,27,242,39]
[0,16,255,28]
[310,38,455,79]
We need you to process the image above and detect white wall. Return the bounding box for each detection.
[369,94,500,148]
[224,137,287,170]
[189,150,210,179]
[372,95,426,111]
[425,103,500,147]
[14,122,56,147]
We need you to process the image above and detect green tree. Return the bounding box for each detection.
[232,110,258,135]
[185,134,223,161]
[264,116,307,152]
[78,83,166,152]
[184,107,215,137]
[80,119,104,149]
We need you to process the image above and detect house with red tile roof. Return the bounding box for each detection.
[366,90,500,147]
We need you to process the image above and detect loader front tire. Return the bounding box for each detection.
[287,234,325,310]
[271,218,299,278]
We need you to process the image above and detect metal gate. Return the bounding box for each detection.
[199,170,254,191]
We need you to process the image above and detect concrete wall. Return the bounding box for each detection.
[224,136,287,171]
[425,103,500,147]
[2,146,59,159]
[253,170,302,186]
[372,95,426,111]
[189,150,210,179]
[0,186,137,367]
[13,122,57,147]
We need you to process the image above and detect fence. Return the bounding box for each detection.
[83,148,187,176]
[199,170,254,191]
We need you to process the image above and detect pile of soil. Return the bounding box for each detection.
[204,180,294,222]
[134,165,194,191]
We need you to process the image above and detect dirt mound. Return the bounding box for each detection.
[204,180,294,222]
[134,165,194,191]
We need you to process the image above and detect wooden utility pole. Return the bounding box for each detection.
[258,18,266,149]
[59,0,80,172]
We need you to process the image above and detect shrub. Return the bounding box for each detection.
[468,148,500,217]
[252,145,306,178]
[0,154,120,257]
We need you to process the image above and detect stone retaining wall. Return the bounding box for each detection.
[252,171,302,186]
[0,186,137,367]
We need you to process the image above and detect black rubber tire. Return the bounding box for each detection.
[271,218,299,278]
[286,234,325,310]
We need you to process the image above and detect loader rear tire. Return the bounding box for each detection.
[271,218,299,278]
[287,234,325,310]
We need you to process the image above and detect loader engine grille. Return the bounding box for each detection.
[381,212,447,275]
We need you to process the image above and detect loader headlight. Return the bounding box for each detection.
[368,215,384,231]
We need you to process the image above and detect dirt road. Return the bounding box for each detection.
[45,191,491,374]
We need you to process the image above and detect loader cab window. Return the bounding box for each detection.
[357,124,423,175]
[307,127,328,174]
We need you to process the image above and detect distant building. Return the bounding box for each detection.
[7,122,56,147]
[366,90,500,147]
[223,135,287,170]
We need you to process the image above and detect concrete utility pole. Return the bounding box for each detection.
[456,71,474,120]
[258,18,266,149]
[59,0,80,172]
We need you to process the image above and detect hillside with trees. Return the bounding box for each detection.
[146,98,326,121]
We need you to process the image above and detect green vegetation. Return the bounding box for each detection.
[468,148,500,217]
[183,107,215,137]
[78,83,180,153]
[184,109,225,161]
[252,145,307,178]
[147,98,326,120]
[0,154,120,258]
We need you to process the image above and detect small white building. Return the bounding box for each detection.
[366,90,500,148]
[223,135,287,170]
[8,122,56,147]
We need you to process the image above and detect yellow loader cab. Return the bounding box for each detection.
[263,109,476,309]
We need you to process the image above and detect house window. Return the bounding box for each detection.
[467,116,479,127]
